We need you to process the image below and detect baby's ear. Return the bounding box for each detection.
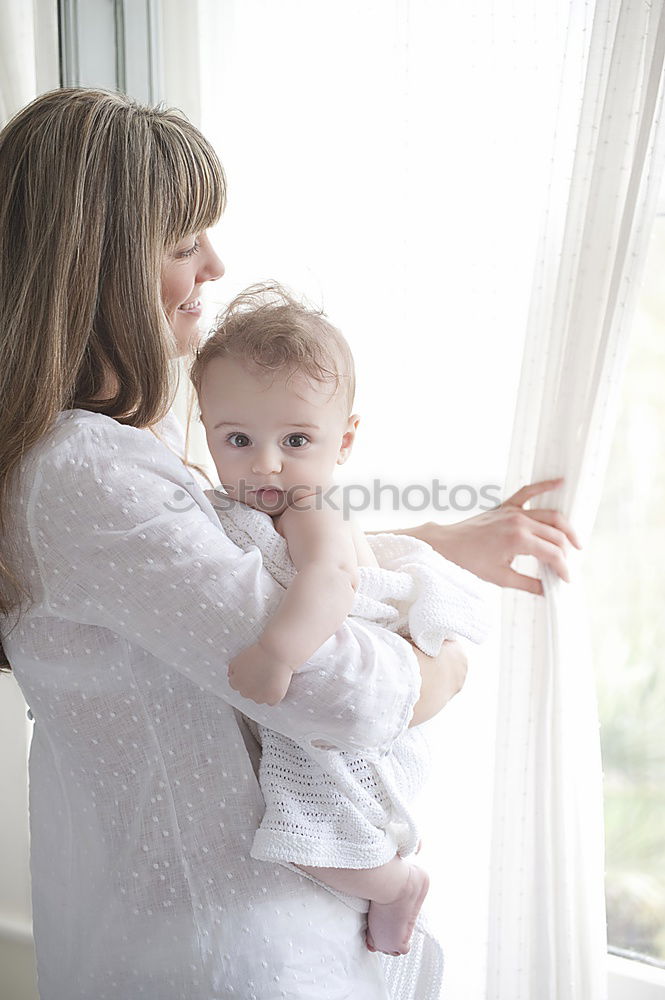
[337,414,361,465]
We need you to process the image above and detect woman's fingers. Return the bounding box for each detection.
[521,511,578,555]
[515,531,571,583]
[501,567,544,596]
[503,477,564,509]
[503,479,582,550]
[524,508,582,549]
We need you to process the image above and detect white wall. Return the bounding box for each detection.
[0,676,32,937]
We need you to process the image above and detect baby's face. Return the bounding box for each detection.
[199,356,358,517]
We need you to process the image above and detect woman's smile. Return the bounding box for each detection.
[178,297,202,315]
[161,231,224,355]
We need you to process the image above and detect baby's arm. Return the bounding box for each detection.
[227,502,359,705]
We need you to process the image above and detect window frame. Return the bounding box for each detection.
[58,0,160,102]
[609,954,665,999]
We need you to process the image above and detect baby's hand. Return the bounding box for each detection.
[227,643,295,706]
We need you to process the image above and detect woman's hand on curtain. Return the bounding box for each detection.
[393,478,582,596]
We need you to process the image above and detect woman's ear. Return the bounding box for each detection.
[337,414,361,465]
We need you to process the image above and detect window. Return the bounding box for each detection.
[58,0,159,102]
[584,205,665,973]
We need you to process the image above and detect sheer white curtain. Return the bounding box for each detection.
[488,3,665,998]
[0,0,58,124]
[162,2,665,997]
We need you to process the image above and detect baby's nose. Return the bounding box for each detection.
[251,448,282,475]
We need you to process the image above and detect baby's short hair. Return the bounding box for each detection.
[190,282,356,414]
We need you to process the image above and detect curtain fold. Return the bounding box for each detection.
[487,2,665,997]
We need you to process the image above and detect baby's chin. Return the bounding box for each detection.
[250,490,289,518]
[255,487,316,517]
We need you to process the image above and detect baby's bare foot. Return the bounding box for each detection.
[365,864,429,956]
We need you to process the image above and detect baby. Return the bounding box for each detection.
[190,282,487,956]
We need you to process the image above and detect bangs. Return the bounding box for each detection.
[155,112,227,245]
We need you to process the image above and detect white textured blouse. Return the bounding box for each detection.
[1,408,443,1000]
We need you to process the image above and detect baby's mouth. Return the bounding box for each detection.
[253,488,284,504]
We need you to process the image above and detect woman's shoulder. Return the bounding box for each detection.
[47,407,166,450]
[18,408,194,512]
[11,409,219,559]
[27,408,181,470]
[49,407,187,450]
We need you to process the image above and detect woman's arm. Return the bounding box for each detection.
[27,417,420,756]
[373,479,582,596]
[408,640,468,726]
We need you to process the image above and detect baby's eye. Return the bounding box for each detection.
[227,433,251,448]
[284,433,309,448]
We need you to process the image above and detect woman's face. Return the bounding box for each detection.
[161,231,225,356]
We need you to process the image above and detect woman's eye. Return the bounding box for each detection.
[227,433,251,448]
[285,434,308,448]
[179,240,201,259]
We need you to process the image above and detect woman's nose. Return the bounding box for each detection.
[197,232,225,283]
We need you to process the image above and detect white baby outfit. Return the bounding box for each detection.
[207,492,490,873]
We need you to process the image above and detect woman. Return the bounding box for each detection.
[0,89,577,1000]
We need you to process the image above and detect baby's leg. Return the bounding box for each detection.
[296,857,429,956]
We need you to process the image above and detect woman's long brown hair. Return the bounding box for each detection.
[0,88,226,669]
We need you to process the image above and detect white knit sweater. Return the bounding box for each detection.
[207,491,490,869]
